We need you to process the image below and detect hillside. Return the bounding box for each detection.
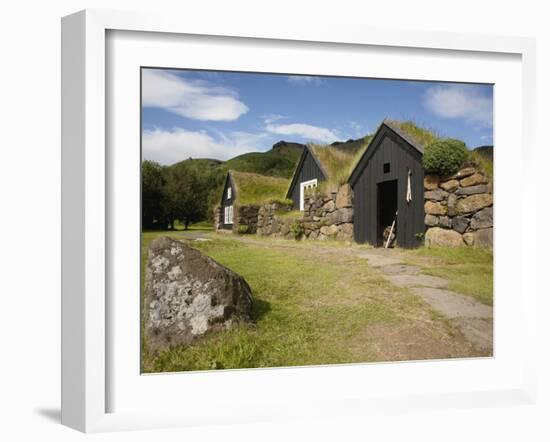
[330,135,373,155]
[473,145,494,160]
[161,136,379,221]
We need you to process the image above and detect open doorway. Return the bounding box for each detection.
[377,180,398,247]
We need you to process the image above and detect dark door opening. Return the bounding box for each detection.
[377,180,398,247]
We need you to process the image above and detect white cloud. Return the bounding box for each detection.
[349,121,365,138]
[262,113,286,125]
[424,84,493,127]
[287,75,323,86]
[142,127,268,164]
[142,69,249,121]
[265,121,339,143]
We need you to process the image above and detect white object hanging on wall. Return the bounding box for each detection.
[406,169,412,203]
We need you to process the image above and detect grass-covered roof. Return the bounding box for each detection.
[308,135,373,189]
[230,170,290,206]
[382,119,439,152]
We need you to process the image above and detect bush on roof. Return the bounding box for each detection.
[423,138,468,176]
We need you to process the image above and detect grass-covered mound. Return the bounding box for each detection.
[230,170,291,206]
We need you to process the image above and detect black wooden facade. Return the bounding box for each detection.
[348,122,425,248]
[286,146,328,209]
[220,172,236,230]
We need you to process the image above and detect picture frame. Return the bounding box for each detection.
[61,9,537,433]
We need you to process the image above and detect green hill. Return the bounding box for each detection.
[163,141,304,219]
[158,136,378,223]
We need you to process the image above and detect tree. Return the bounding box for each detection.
[163,163,213,229]
[141,160,167,229]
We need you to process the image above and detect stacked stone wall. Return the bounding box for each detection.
[424,167,493,247]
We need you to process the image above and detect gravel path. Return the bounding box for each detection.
[356,248,493,352]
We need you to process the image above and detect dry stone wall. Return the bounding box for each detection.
[302,184,354,241]
[424,167,493,248]
[256,184,354,241]
[233,205,260,234]
[213,206,223,230]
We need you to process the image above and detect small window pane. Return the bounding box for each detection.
[383,163,390,173]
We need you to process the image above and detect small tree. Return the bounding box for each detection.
[163,163,212,230]
[423,138,468,176]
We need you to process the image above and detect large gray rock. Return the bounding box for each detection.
[470,207,493,230]
[144,237,254,353]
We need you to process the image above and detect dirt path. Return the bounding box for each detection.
[356,248,493,352]
[180,231,493,353]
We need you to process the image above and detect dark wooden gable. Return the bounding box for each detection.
[286,146,328,209]
[349,123,425,248]
[220,172,236,230]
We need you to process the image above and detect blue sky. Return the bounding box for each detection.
[142,68,493,165]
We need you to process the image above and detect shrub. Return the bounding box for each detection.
[290,221,305,240]
[423,138,468,176]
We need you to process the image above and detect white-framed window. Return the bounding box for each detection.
[299,179,318,211]
[224,205,233,224]
[227,187,232,199]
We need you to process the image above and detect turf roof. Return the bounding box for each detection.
[382,119,439,153]
[307,141,371,189]
[229,170,290,206]
[287,119,442,195]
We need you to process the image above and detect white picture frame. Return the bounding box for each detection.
[61,9,537,433]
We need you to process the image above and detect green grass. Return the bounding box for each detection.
[224,148,302,179]
[386,119,439,148]
[274,209,302,219]
[467,150,493,177]
[309,140,373,189]
[230,170,291,206]
[171,220,214,231]
[402,246,493,305]
[141,231,483,372]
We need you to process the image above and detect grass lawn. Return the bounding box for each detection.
[401,246,493,306]
[141,231,485,373]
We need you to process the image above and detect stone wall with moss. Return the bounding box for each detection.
[424,166,493,247]
[256,185,354,241]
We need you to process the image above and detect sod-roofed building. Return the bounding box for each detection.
[216,170,290,233]
[283,119,436,247]
[348,119,433,248]
[286,142,369,211]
